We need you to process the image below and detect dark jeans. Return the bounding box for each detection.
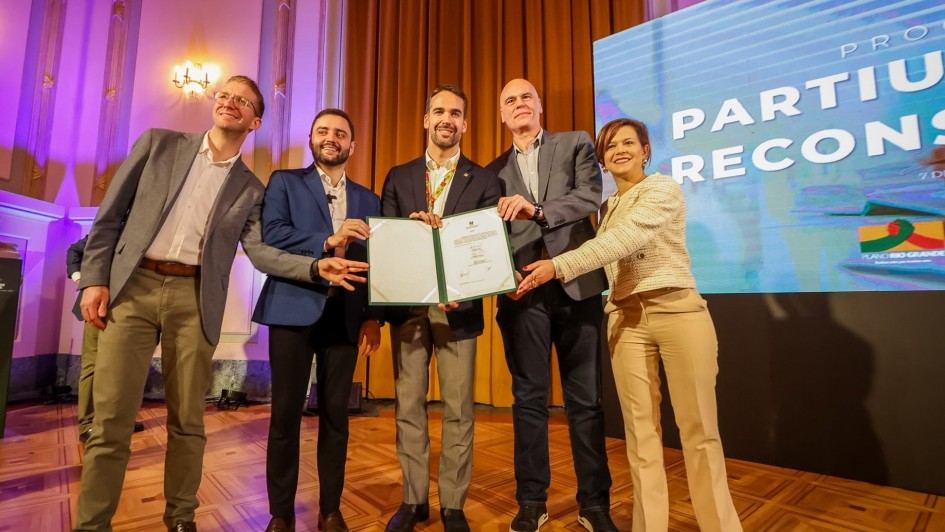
[496,282,611,508]
[266,296,358,518]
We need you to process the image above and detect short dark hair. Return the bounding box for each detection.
[226,75,265,118]
[425,84,468,115]
[310,108,356,141]
[595,117,652,167]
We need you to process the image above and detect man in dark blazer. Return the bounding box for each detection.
[487,78,616,532]
[66,236,144,443]
[380,85,502,532]
[252,108,382,532]
[75,76,368,532]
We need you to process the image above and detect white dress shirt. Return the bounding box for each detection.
[513,129,543,200]
[319,166,348,259]
[145,133,241,265]
[318,167,347,234]
[425,150,461,217]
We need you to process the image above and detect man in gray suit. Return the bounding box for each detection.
[75,75,367,532]
[486,78,617,532]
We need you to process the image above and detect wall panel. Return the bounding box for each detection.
[0,0,34,182]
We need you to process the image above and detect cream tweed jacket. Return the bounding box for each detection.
[553,172,696,300]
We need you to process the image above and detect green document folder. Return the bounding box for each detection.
[367,207,516,305]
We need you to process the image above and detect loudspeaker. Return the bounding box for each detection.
[307,382,362,413]
[217,389,247,410]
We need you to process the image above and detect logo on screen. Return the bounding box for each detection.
[859,220,945,252]
[859,219,945,264]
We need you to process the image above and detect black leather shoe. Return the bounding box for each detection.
[510,502,548,532]
[168,521,197,532]
[78,427,92,444]
[264,516,295,532]
[384,502,430,532]
[134,421,146,432]
[441,508,470,532]
[577,506,618,532]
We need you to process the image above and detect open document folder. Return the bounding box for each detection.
[367,207,517,305]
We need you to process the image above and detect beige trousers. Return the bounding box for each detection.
[391,305,477,509]
[74,268,216,531]
[607,288,741,532]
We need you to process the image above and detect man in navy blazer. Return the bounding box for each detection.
[252,108,382,532]
[380,85,502,532]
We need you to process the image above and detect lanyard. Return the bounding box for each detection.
[425,163,456,211]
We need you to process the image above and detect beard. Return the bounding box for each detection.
[311,141,351,167]
[430,125,460,150]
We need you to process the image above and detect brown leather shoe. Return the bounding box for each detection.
[168,521,197,532]
[319,510,349,532]
[264,517,295,532]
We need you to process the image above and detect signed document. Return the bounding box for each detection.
[368,207,516,305]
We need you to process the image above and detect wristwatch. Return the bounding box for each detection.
[309,259,320,281]
[530,202,543,222]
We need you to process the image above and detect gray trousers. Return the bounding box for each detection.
[391,306,476,510]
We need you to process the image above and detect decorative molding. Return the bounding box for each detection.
[91,0,135,205]
[323,0,345,109]
[256,0,297,178]
[18,0,68,200]
[0,190,67,221]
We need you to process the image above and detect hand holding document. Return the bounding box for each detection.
[368,207,516,305]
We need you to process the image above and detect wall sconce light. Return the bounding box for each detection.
[172,61,210,97]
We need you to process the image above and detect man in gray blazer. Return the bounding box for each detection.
[75,75,367,532]
[486,78,616,532]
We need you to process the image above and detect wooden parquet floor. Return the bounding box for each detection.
[1,401,943,531]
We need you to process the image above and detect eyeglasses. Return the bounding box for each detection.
[213,91,257,114]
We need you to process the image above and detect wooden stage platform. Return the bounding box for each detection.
[1,401,942,531]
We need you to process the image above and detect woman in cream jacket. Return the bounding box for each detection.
[518,118,742,532]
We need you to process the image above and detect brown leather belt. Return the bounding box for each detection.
[139,257,200,277]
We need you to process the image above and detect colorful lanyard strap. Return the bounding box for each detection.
[425,162,456,211]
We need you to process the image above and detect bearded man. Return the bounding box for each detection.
[379,85,501,532]
[252,108,382,532]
